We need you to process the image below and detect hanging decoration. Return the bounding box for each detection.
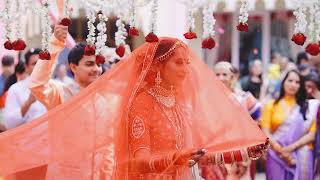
[236,0,249,32]
[184,3,197,40]
[305,2,320,56]
[85,9,97,56]
[3,0,13,50]
[95,10,108,64]
[59,0,72,26]
[291,2,307,46]
[129,0,139,36]
[145,0,159,42]
[12,0,27,51]
[201,4,216,49]
[39,0,52,60]
[115,17,127,57]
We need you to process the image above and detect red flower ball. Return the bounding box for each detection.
[145,32,159,42]
[291,33,306,46]
[236,23,249,32]
[95,55,105,65]
[60,17,72,26]
[202,37,216,49]
[305,43,320,56]
[12,39,26,51]
[84,45,96,56]
[116,45,125,57]
[129,27,139,36]
[183,31,197,39]
[4,40,13,50]
[39,50,51,60]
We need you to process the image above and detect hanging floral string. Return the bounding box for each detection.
[3,0,13,50]
[9,0,26,51]
[39,0,52,60]
[315,1,320,44]
[237,0,249,32]
[184,3,197,40]
[145,0,159,42]
[129,0,139,36]
[115,16,127,57]
[95,11,108,64]
[60,0,72,26]
[84,9,96,56]
[305,2,320,56]
[201,4,216,49]
[291,1,307,46]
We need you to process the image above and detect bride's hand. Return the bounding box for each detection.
[174,149,206,167]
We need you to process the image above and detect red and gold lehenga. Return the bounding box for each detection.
[0,37,268,179]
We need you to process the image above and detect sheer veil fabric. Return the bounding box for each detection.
[0,37,267,179]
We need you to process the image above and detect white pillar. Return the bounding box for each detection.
[231,13,240,69]
[262,11,271,74]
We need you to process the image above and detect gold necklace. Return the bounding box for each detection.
[147,85,176,108]
[147,85,184,149]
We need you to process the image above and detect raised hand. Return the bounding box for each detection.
[54,23,68,42]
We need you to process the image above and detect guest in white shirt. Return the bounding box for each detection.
[3,48,47,129]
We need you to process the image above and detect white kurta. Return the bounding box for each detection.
[3,76,47,129]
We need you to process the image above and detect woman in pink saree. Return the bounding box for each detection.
[0,37,268,179]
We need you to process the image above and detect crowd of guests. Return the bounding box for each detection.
[209,51,320,180]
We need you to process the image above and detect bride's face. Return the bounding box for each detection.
[160,47,190,88]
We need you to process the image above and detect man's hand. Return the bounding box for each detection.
[54,23,68,42]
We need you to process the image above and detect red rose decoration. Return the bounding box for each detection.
[116,45,125,57]
[236,23,249,32]
[291,33,306,46]
[183,31,197,39]
[60,17,72,26]
[12,39,26,51]
[145,32,159,42]
[129,27,139,36]
[95,54,105,65]
[39,50,51,60]
[84,45,96,56]
[202,37,216,49]
[305,43,320,56]
[4,40,13,50]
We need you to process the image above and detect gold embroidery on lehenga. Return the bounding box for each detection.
[132,116,146,139]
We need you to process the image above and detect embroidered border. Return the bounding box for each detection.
[132,116,146,139]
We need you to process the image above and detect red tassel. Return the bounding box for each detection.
[116,45,125,57]
[183,31,197,39]
[84,45,96,56]
[39,50,51,60]
[145,32,159,42]
[12,39,26,51]
[202,37,216,49]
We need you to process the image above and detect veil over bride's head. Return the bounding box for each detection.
[0,37,267,179]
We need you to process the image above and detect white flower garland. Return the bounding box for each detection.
[15,0,25,40]
[187,5,196,32]
[202,5,215,39]
[96,12,108,55]
[65,0,72,17]
[149,0,158,33]
[115,17,127,47]
[239,0,249,24]
[86,9,96,46]
[41,0,51,51]
[2,0,12,41]
[307,2,316,42]
[293,2,307,34]
[314,2,320,41]
[129,0,137,28]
